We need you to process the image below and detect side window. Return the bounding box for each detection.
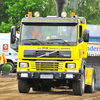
[79,26,82,43]
[79,26,82,38]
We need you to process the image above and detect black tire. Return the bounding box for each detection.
[7,62,15,73]
[18,79,30,93]
[41,84,51,91]
[73,72,85,95]
[32,85,41,91]
[85,71,95,93]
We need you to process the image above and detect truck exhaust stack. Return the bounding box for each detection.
[54,0,67,17]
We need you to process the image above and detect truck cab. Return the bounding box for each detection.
[11,12,95,95]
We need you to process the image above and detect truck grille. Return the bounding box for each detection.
[24,50,71,58]
[35,62,61,71]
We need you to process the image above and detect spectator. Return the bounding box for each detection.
[0,52,7,74]
[90,26,99,36]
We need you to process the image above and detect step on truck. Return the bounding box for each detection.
[10,12,95,95]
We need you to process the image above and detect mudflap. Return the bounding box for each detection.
[85,67,93,86]
[86,56,100,89]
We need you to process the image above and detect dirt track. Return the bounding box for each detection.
[0,74,100,100]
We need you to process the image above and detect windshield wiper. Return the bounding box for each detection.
[21,39,44,45]
[47,39,70,45]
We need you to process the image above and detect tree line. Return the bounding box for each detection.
[0,0,100,33]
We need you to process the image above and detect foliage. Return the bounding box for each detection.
[76,0,100,24]
[0,0,100,33]
[65,0,100,24]
[0,0,9,24]
[2,64,11,72]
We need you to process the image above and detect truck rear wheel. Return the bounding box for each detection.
[7,62,15,73]
[18,79,30,93]
[73,73,85,95]
[85,71,95,93]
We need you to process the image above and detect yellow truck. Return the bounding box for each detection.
[10,12,95,95]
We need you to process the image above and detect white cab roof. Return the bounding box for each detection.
[0,33,10,39]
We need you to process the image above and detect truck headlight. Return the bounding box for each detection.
[20,62,29,68]
[67,63,76,68]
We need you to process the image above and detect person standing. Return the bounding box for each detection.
[0,52,7,74]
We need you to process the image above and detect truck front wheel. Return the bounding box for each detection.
[73,73,85,95]
[7,62,15,73]
[18,79,30,93]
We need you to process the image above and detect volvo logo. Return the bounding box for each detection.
[45,52,50,56]
[37,51,58,58]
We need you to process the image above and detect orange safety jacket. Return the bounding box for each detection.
[0,55,7,64]
[31,31,41,39]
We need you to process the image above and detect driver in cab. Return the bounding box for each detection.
[70,27,77,41]
[31,26,41,39]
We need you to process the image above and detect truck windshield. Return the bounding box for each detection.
[20,23,78,45]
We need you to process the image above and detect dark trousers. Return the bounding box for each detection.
[0,64,3,73]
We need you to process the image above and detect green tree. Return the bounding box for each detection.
[0,0,100,33]
[4,0,57,25]
[0,0,8,24]
[76,0,100,24]
[65,0,100,24]
[0,17,13,33]
[0,0,57,33]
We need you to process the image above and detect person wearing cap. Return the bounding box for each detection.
[70,27,77,41]
[0,52,7,74]
[31,26,41,39]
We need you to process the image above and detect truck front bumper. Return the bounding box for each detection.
[17,72,83,80]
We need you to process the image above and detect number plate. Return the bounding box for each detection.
[21,73,28,77]
[40,74,53,79]
[66,74,73,78]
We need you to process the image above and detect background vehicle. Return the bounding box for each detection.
[87,24,100,89]
[0,33,18,72]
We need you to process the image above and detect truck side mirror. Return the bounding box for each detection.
[11,26,16,43]
[84,30,89,42]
